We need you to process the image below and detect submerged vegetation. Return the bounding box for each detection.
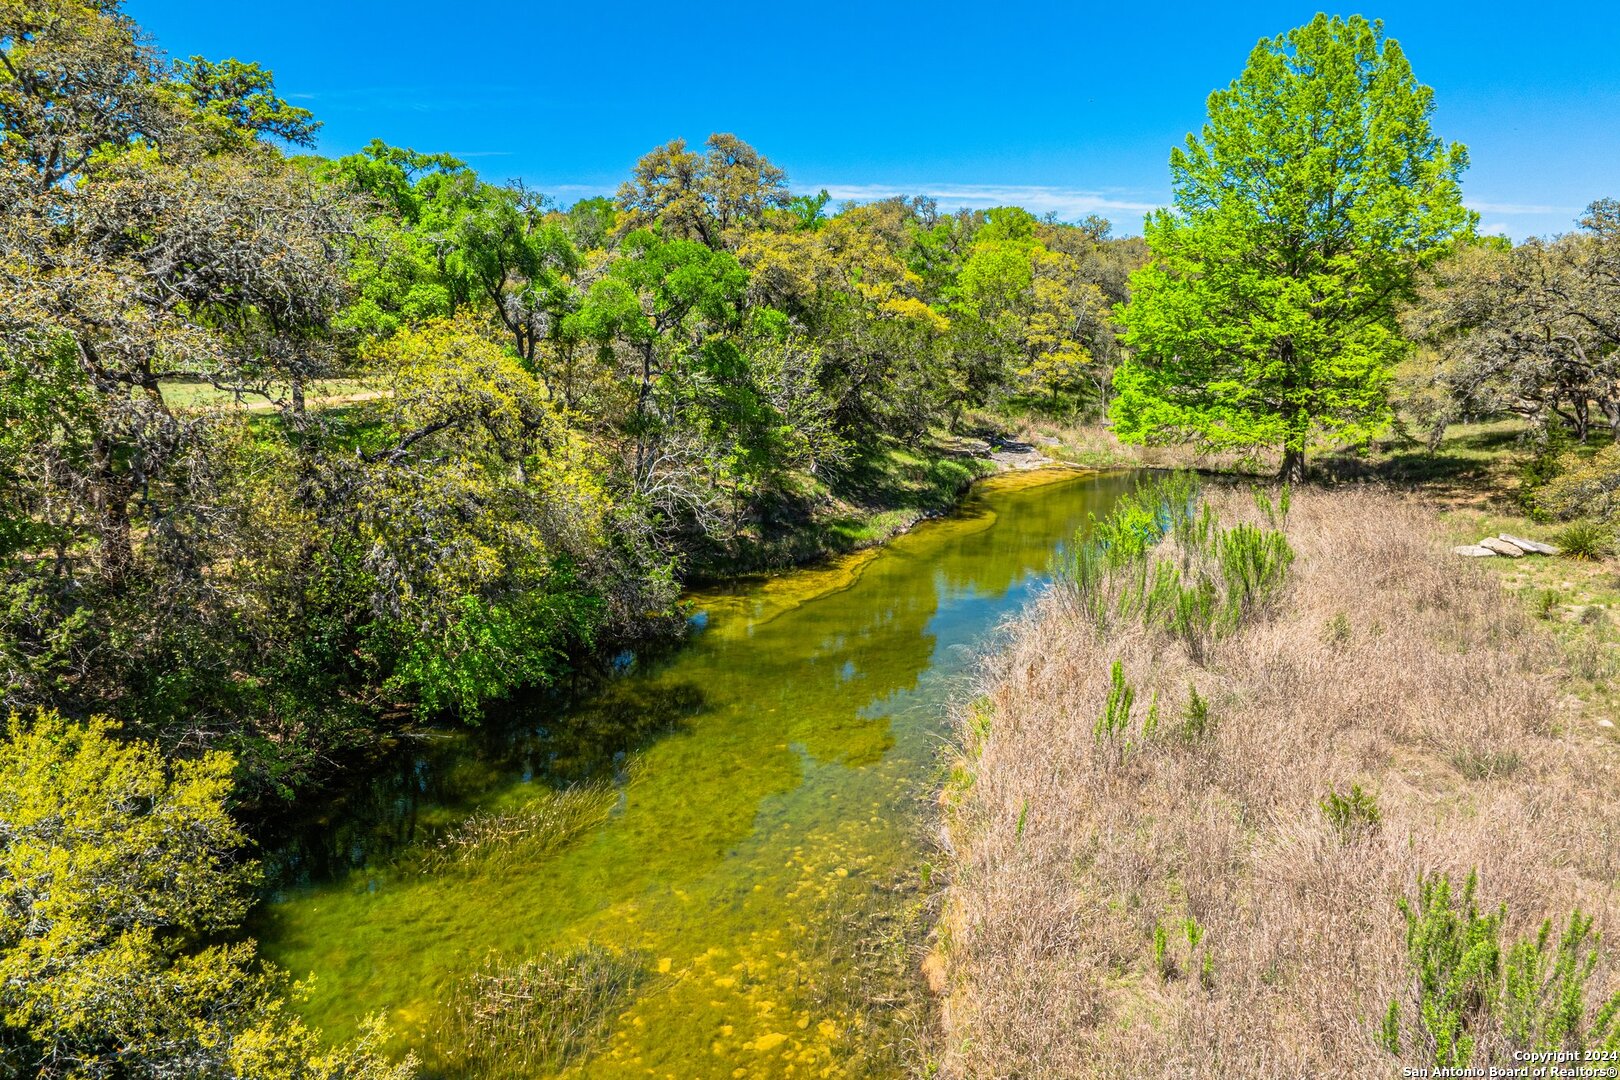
[426,946,648,1078]
[406,784,620,877]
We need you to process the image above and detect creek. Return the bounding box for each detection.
[251,467,1137,1077]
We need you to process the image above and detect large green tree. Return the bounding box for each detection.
[1112,14,1473,480]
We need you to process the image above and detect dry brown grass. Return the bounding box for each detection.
[1008,418,1259,474]
[937,485,1620,1077]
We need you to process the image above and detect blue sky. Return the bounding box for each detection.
[126,1,1619,240]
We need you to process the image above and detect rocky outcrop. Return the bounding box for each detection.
[1452,532,1562,559]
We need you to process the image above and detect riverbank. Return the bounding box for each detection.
[684,430,1068,580]
[935,478,1620,1075]
[251,469,1140,1076]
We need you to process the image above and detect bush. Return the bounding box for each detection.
[1384,870,1620,1066]
[1181,684,1213,740]
[1537,443,1620,523]
[1556,520,1614,561]
[1320,784,1381,841]
[1517,426,1576,519]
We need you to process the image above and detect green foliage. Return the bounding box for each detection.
[1395,871,1502,1066]
[1095,659,1137,741]
[1556,520,1615,561]
[1152,922,1172,980]
[0,710,414,1078]
[1541,446,1620,526]
[1324,610,1353,647]
[1535,589,1562,620]
[1501,911,1620,1051]
[1516,427,1576,519]
[1381,998,1402,1054]
[168,55,319,148]
[1150,917,1208,984]
[0,0,1150,847]
[1093,661,1164,763]
[1320,783,1381,841]
[1114,14,1472,479]
[1403,205,1620,451]
[1065,472,1294,663]
[1181,684,1213,740]
[1386,871,1620,1065]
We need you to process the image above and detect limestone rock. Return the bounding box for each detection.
[1499,532,1560,556]
[1480,537,1525,557]
[1452,545,1496,557]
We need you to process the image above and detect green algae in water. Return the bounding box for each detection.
[253,468,1139,1077]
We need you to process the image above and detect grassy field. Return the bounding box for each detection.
[159,377,383,412]
[936,421,1620,1076]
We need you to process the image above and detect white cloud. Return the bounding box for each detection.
[1477,221,1513,237]
[1467,200,1578,217]
[811,182,1162,222]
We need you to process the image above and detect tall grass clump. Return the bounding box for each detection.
[410,783,618,876]
[1062,473,1294,662]
[427,944,647,1077]
[1555,520,1614,561]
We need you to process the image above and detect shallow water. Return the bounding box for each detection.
[252,467,1137,1077]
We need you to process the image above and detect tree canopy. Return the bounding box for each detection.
[0,709,414,1078]
[1112,14,1473,479]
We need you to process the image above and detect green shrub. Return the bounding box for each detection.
[1556,520,1614,561]
[1152,921,1173,980]
[1537,442,1620,523]
[1324,610,1353,646]
[1385,871,1620,1065]
[1093,661,1161,762]
[1095,659,1136,742]
[1181,684,1213,740]
[1320,784,1381,841]
[1518,426,1576,519]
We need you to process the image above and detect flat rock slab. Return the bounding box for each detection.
[1499,532,1561,556]
[1480,537,1525,557]
[1453,545,1497,557]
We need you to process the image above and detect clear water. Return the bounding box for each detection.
[251,468,1137,1077]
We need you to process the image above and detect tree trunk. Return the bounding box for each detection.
[90,436,134,587]
[1279,410,1309,483]
[1601,397,1620,440]
[1278,446,1307,484]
